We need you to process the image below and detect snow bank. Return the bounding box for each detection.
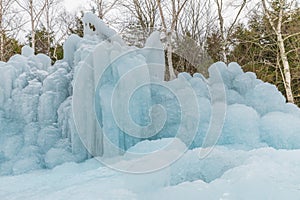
[149,148,300,200]
[1,146,300,200]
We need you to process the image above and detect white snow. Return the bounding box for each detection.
[1,146,300,199]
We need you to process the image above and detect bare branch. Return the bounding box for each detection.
[227,0,247,35]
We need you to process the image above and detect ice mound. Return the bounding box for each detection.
[260,112,300,149]
[148,148,300,200]
[0,12,300,177]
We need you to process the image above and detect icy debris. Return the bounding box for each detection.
[45,148,76,168]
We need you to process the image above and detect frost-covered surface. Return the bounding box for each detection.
[1,142,300,200]
[1,12,300,199]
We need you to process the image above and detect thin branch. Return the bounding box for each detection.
[227,0,247,35]
[283,31,300,41]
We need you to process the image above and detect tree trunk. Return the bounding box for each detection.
[262,0,294,103]
[278,33,294,103]
[216,0,227,63]
[157,0,179,81]
[0,32,4,61]
[30,0,35,52]
[221,40,227,63]
[166,31,176,81]
[46,0,51,56]
[276,0,294,103]
[98,0,104,19]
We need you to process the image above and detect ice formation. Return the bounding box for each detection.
[1,12,300,199]
[1,12,300,174]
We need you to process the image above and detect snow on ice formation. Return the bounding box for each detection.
[1,12,300,199]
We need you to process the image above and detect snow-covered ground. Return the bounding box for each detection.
[1,13,300,199]
[1,145,300,200]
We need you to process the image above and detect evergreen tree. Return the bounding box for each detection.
[228,7,300,106]
[0,34,22,62]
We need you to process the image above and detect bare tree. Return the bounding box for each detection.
[0,0,13,60]
[16,0,46,52]
[44,0,52,55]
[120,0,159,47]
[261,0,298,103]
[0,0,25,61]
[42,0,62,56]
[176,0,215,75]
[157,0,188,81]
[214,0,247,63]
[91,0,120,19]
[123,0,158,33]
[179,0,214,44]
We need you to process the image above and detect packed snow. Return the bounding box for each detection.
[0,12,300,199]
[1,145,300,200]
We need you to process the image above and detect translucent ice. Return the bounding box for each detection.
[0,12,300,178]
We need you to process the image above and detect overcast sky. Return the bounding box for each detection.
[63,0,90,12]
